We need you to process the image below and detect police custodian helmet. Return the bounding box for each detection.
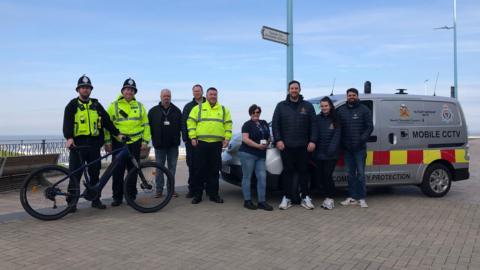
[122,78,137,93]
[76,74,93,91]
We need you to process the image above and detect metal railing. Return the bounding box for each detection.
[0,140,70,164]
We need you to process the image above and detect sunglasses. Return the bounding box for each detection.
[252,111,261,114]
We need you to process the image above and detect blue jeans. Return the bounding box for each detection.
[155,147,179,192]
[344,149,367,200]
[238,151,267,202]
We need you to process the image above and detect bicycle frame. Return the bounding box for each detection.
[53,143,141,200]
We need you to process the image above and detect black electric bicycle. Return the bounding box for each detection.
[20,137,174,220]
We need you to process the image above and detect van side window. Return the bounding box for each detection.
[311,100,321,114]
[360,100,373,112]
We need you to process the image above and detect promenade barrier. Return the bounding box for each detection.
[0,154,59,192]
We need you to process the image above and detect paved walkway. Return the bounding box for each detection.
[0,141,479,270]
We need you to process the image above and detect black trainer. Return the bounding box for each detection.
[258,202,274,211]
[92,200,107,209]
[209,196,224,203]
[191,197,202,204]
[185,191,194,198]
[111,200,122,207]
[243,200,257,210]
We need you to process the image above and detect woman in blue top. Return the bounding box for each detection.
[238,104,273,211]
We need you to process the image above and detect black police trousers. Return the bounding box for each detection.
[111,139,141,202]
[68,142,101,204]
[192,141,222,199]
[185,141,196,193]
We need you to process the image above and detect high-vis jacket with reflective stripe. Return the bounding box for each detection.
[104,95,151,144]
[187,101,232,143]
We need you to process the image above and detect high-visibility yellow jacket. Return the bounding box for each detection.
[104,95,150,144]
[74,99,101,137]
[187,101,232,142]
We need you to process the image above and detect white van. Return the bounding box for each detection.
[221,93,470,197]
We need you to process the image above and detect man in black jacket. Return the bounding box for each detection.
[181,84,205,198]
[148,89,183,198]
[337,88,373,208]
[272,80,317,210]
[63,75,121,212]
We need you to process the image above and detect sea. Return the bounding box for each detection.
[0,135,64,143]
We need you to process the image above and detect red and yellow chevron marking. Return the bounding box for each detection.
[336,149,468,167]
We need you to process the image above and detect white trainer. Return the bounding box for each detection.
[279,196,292,210]
[301,196,315,210]
[340,197,357,206]
[359,199,368,208]
[321,198,335,210]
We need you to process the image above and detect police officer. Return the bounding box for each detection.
[187,87,232,204]
[104,78,151,206]
[63,75,121,212]
[181,84,206,198]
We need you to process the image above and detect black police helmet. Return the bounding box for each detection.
[76,74,93,91]
[121,78,137,93]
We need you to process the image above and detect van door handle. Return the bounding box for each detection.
[388,133,397,145]
[367,135,377,142]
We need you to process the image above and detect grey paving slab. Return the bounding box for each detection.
[0,140,479,269]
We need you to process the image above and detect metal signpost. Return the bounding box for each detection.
[261,26,288,45]
[261,0,293,90]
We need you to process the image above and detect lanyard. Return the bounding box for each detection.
[161,106,171,120]
[255,121,266,139]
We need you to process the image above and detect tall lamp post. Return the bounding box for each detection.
[453,0,458,99]
[286,0,293,84]
[261,0,294,90]
[434,0,458,98]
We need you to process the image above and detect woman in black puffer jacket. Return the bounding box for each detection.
[313,96,341,210]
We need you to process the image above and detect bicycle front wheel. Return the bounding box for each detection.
[20,165,79,220]
[124,161,174,213]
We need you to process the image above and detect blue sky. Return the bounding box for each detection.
[2,0,479,135]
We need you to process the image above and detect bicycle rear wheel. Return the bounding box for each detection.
[20,165,79,220]
[124,161,174,213]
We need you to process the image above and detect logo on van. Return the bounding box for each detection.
[441,104,453,123]
[399,104,410,120]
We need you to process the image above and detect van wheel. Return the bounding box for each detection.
[421,163,452,197]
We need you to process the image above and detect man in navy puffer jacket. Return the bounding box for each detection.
[272,80,317,210]
[337,88,373,208]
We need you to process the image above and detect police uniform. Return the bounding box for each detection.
[63,75,120,209]
[104,78,151,205]
[187,100,232,202]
